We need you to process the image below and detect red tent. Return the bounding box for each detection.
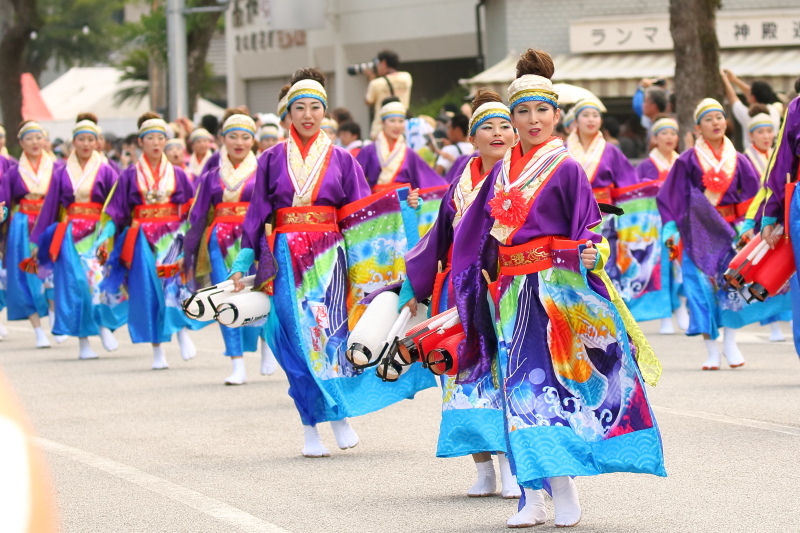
[21,73,53,121]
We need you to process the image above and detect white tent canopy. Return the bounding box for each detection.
[462,49,800,101]
[38,67,224,140]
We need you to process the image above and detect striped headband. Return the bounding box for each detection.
[189,128,213,143]
[259,125,280,140]
[18,121,44,140]
[287,79,327,110]
[139,118,168,138]
[221,114,257,137]
[694,98,725,124]
[380,101,406,121]
[277,95,289,120]
[321,117,338,131]
[563,107,576,127]
[652,117,678,136]
[748,113,773,133]
[73,119,100,139]
[573,98,603,118]
[508,75,559,112]
[468,102,511,136]
[165,138,185,150]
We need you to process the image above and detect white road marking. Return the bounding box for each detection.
[36,438,292,533]
[654,406,800,437]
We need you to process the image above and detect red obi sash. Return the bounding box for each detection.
[498,236,578,276]
[121,203,181,267]
[715,199,753,223]
[19,198,44,216]
[274,206,338,234]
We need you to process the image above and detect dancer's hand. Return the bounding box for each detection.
[403,297,418,317]
[581,241,598,270]
[407,188,420,209]
[761,224,780,250]
[230,272,245,292]
[0,201,6,223]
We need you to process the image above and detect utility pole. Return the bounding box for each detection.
[166,0,188,120]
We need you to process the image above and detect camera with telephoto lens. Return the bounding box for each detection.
[348,59,377,76]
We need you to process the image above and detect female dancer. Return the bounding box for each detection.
[165,138,188,173]
[741,111,790,342]
[229,69,433,457]
[356,100,446,193]
[185,110,276,385]
[0,121,60,348]
[401,89,520,499]
[635,116,690,334]
[452,50,665,528]
[658,99,761,370]
[30,117,123,359]
[104,112,198,369]
[0,157,8,339]
[257,124,281,155]
[187,128,214,178]
[762,92,800,354]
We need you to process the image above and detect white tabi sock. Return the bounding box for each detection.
[34,327,51,349]
[78,337,98,360]
[0,322,8,337]
[302,425,330,458]
[507,488,547,528]
[330,418,359,449]
[768,322,785,342]
[260,340,277,376]
[550,476,581,528]
[659,317,675,335]
[152,346,168,370]
[722,327,745,368]
[224,357,247,385]
[99,327,119,352]
[467,458,496,497]
[702,339,721,370]
[176,328,196,361]
[498,453,521,499]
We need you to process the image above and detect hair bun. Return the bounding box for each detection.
[470,88,503,113]
[515,49,555,80]
[76,112,98,124]
[290,67,326,88]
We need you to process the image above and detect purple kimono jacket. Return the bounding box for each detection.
[443,153,474,184]
[591,143,639,190]
[355,142,446,190]
[104,164,194,229]
[242,144,370,263]
[30,163,117,242]
[451,151,604,382]
[765,96,800,222]
[184,166,258,273]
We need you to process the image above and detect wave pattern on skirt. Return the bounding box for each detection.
[5,212,48,320]
[494,244,666,489]
[270,229,435,426]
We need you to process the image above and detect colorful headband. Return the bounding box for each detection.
[652,117,678,136]
[748,113,773,133]
[138,118,168,138]
[18,121,44,140]
[321,117,338,131]
[189,128,213,143]
[508,75,559,112]
[563,107,576,127]
[165,138,185,150]
[380,101,406,121]
[573,98,603,118]
[287,79,327,110]
[694,98,725,124]
[221,114,257,137]
[277,95,289,120]
[73,119,100,139]
[258,125,280,140]
[468,102,511,136]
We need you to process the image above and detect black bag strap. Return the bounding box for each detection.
[382,75,395,96]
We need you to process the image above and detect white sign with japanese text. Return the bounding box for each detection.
[228,0,308,55]
[570,10,800,53]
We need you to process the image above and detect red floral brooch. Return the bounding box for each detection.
[702,169,731,194]
[489,188,529,227]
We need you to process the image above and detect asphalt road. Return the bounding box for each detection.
[2,314,799,533]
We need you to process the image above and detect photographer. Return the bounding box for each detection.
[363,50,413,139]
